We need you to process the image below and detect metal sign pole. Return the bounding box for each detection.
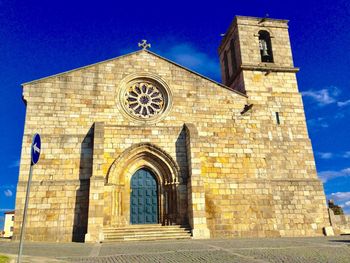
[17,163,33,263]
[17,133,40,263]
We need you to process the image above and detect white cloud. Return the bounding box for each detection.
[120,42,221,81]
[328,192,350,202]
[302,87,340,106]
[317,152,333,159]
[4,189,13,197]
[316,151,350,159]
[327,192,350,214]
[318,168,350,182]
[307,117,329,129]
[302,86,350,109]
[0,185,15,189]
[343,152,350,158]
[337,99,350,107]
[0,208,13,212]
[163,43,220,81]
[335,112,346,119]
[8,159,20,168]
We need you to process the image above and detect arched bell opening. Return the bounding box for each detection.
[258,30,274,63]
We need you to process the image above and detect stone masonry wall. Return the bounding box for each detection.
[15,50,248,241]
[102,125,188,227]
[329,208,350,234]
[15,34,330,241]
[216,16,329,237]
[14,133,92,242]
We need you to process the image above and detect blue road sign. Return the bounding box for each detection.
[18,134,41,262]
[31,133,41,165]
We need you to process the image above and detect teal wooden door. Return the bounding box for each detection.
[130,169,158,224]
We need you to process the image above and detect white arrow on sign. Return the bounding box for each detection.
[33,143,40,154]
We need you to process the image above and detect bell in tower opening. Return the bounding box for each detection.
[258,30,274,63]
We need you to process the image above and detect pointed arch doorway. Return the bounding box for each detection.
[130,168,159,224]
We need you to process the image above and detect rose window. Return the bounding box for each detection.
[124,81,165,118]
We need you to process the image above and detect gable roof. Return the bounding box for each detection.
[22,49,247,97]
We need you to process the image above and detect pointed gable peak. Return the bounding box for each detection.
[21,48,245,97]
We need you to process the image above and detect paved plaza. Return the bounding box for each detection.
[1,236,350,262]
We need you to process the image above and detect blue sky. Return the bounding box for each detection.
[0,0,349,230]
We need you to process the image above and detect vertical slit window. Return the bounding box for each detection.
[230,39,238,76]
[223,51,229,82]
[275,112,280,125]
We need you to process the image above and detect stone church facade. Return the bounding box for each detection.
[14,16,330,242]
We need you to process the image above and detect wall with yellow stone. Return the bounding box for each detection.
[102,125,189,228]
[216,16,329,237]
[14,16,330,242]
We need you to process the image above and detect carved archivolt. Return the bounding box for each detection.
[106,143,180,186]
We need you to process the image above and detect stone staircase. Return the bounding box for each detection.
[103,224,192,242]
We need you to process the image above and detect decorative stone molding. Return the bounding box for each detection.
[107,142,180,186]
[106,142,182,226]
[117,73,173,124]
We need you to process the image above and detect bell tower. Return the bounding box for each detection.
[218,16,297,94]
[218,16,305,138]
[218,15,313,178]
[218,16,330,236]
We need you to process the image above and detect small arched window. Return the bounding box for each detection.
[230,39,238,76]
[258,30,274,63]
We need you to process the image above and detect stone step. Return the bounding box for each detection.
[104,234,191,242]
[103,224,192,242]
[105,224,162,228]
[104,235,191,243]
[105,230,191,237]
[105,234,191,241]
[104,226,191,233]
[104,224,186,230]
[105,231,191,238]
[104,228,191,235]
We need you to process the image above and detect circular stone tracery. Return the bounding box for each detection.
[124,81,165,118]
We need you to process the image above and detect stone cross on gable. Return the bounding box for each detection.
[138,40,151,50]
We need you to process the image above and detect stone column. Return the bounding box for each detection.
[85,122,105,242]
[184,123,210,239]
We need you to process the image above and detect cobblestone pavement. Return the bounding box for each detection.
[1,236,350,262]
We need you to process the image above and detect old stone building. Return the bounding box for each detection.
[14,16,330,242]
